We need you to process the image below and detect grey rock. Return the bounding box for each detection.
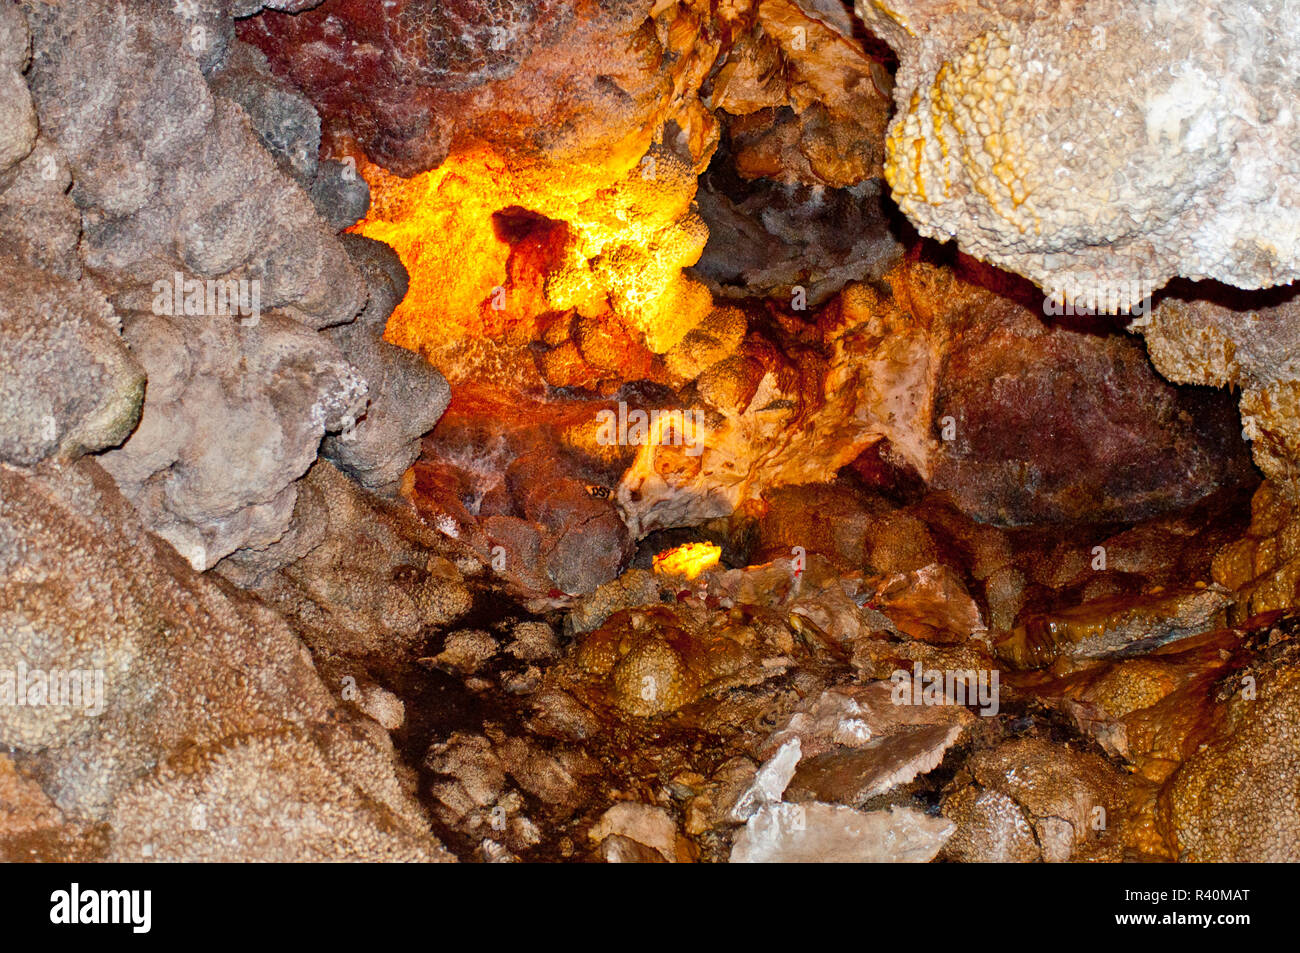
[100,311,367,569]
[21,0,380,569]
[0,261,144,467]
[207,41,320,184]
[0,138,82,278]
[164,0,235,76]
[309,159,371,231]
[321,236,450,491]
[0,2,36,174]
[22,0,364,328]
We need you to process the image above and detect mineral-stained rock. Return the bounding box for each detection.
[244,0,745,391]
[1143,289,1300,504]
[431,630,499,676]
[243,460,472,659]
[620,260,1251,534]
[241,0,679,177]
[348,144,713,388]
[407,402,640,600]
[1008,625,1248,777]
[755,483,939,575]
[758,682,971,808]
[996,585,1235,669]
[875,564,986,644]
[939,786,1040,863]
[594,834,670,863]
[944,737,1130,863]
[1213,481,1300,619]
[507,450,634,595]
[0,754,64,846]
[927,291,1254,525]
[577,610,708,717]
[856,0,1300,305]
[571,582,824,719]
[785,724,966,807]
[507,620,561,662]
[1161,635,1300,861]
[710,0,893,189]
[423,730,568,852]
[0,458,450,861]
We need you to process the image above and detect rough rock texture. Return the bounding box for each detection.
[0,6,146,469]
[996,586,1233,668]
[245,460,472,659]
[0,262,144,467]
[349,143,713,388]
[710,0,893,188]
[99,309,367,571]
[0,135,82,279]
[406,394,639,601]
[692,172,903,306]
[208,39,322,186]
[0,458,450,861]
[1143,289,1300,502]
[23,0,364,329]
[9,0,459,572]
[618,260,1252,534]
[320,236,451,492]
[1213,482,1300,620]
[942,737,1129,862]
[209,40,371,230]
[1162,637,1300,861]
[241,0,682,178]
[857,0,1300,306]
[18,0,382,569]
[0,0,37,175]
[243,0,894,385]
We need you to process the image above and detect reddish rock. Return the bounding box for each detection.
[929,310,1254,525]
[240,0,674,176]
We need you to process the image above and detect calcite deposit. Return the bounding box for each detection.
[856,0,1300,307]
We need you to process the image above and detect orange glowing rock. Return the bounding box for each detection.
[348,141,714,383]
[652,541,721,579]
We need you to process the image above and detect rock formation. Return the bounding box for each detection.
[2,0,1299,868]
[856,0,1300,307]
